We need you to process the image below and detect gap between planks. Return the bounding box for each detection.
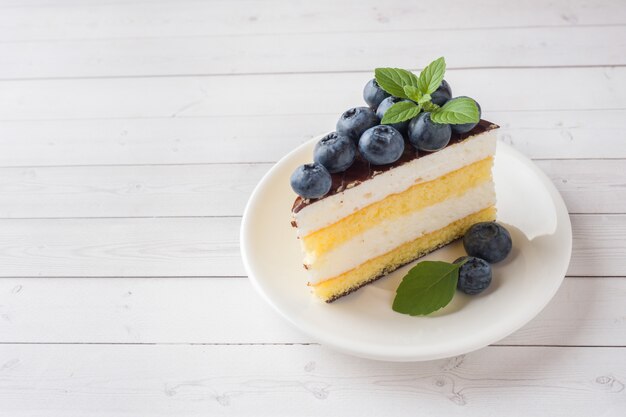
[1,64,626,83]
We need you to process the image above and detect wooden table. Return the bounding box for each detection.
[0,0,624,415]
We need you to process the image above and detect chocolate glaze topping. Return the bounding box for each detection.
[292,119,499,214]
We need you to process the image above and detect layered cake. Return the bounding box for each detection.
[289,58,499,302]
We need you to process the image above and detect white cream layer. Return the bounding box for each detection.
[305,181,496,284]
[294,130,497,236]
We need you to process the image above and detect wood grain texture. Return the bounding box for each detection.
[0,277,622,346]
[2,26,625,79]
[0,68,624,121]
[0,159,622,218]
[0,110,625,168]
[0,163,271,218]
[2,0,624,41]
[0,215,621,277]
[0,344,623,416]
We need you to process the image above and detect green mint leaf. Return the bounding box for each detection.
[403,85,422,102]
[430,97,480,125]
[417,93,431,105]
[381,101,421,124]
[375,68,419,98]
[392,261,460,316]
[417,57,446,95]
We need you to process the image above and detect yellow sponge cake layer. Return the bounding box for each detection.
[302,157,493,258]
[311,206,496,302]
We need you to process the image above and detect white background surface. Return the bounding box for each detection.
[0,0,624,415]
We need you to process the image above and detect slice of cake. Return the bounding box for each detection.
[288,57,498,302]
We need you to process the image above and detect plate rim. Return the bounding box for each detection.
[240,135,573,361]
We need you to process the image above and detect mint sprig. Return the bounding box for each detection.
[392,260,462,316]
[431,97,479,124]
[381,101,421,124]
[374,57,479,126]
[417,56,446,96]
[374,68,418,99]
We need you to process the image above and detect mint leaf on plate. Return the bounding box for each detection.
[375,68,419,98]
[381,101,421,124]
[417,57,446,95]
[430,97,480,124]
[392,261,461,316]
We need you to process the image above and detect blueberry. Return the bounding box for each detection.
[358,125,405,165]
[290,163,332,199]
[463,222,512,263]
[363,79,391,109]
[336,107,380,142]
[454,256,492,295]
[376,96,411,134]
[407,112,452,151]
[313,132,356,173]
[450,96,482,134]
[431,79,452,106]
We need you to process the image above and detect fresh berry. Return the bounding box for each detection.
[313,132,356,173]
[358,125,405,165]
[376,96,411,134]
[290,163,332,199]
[463,222,512,263]
[363,79,391,109]
[431,79,452,106]
[336,107,380,142]
[450,96,481,134]
[454,256,492,295]
[407,112,452,151]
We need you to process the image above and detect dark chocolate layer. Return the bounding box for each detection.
[292,119,499,214]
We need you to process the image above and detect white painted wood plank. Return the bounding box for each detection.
[0,68,623,121]
[0,344,623,416]
[0,215,621,277]
[2,0,624,41]
[0,277,622,346]
[2,26,625,79]
[0,159,621,218]
[0,110,624,167]
[534,160,626,214]
[0,163,271,218]
[0,217,244,277]
[569,215,626,276]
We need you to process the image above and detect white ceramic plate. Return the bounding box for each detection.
[241,137,572,361]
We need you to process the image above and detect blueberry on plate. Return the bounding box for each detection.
[290,163,332,199]
[313,132,356,173]
[358,125,405,165]
[454,256,492,295]
[376,96,412,134]
[363,79,391,109]
[450,96,481,134]
[407,112,452,151]
[463,222,512,263]
[431,79,452,106]
[336,107,380,142]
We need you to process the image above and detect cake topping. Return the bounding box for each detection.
[289,56,484,199]
[363,78,391,109]
[408,112,452,151]
[358,125,405,165]
[336,107,380,142]
[290,163,332,199]
[313,132,356,173]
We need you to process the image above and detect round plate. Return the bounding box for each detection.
[241,137,572,361]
